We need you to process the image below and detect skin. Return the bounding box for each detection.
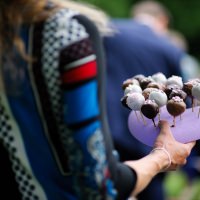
[124,120,196,197]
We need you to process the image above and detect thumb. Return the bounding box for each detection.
[158,120,174,139]
[184,141,196,149]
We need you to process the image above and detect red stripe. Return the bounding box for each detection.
[61,60,97,84]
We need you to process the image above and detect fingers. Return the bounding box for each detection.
[183,141,196,154]
[185,141,196,149]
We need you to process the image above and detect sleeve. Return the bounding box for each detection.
[58,14,137,199]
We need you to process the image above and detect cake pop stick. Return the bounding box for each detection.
[135,111,140,122]
[140,110,146,125]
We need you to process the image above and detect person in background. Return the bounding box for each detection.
[166,29,200,81]
[0,0,195,200]
[104,1,186,199]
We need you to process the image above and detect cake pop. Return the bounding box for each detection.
[147,81,165,91]
[192,83,200,117]
[133,74,145,83]
[120,95,130,110]
[142,88,159,100]
[149,89,168,108]
[166,96,186,127]
[183,79,199,111]
[141,99,159,127]
[126,93,145,110]
[165,84,181,99]
[140,76,154,90]
[166,75,183,89]
[124,84,142,95]
[149,89,168,120]
[126,92,145,122]
[169,89,187,101]
[122,78,139,90]
[152,72,167,85]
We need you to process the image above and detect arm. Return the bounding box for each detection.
[125,120,196,197]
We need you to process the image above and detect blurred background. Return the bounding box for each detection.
[80,0,200,199]
[81,0,200,61]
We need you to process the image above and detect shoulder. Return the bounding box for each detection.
[45,8,90,38]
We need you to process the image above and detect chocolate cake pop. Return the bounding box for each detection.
[165,84,181,99]
[169,89,187,101]
[140,76,154,90]
[183,81,195,96]
[124,84,142,95]
[147,81,165,91]
[120,95,130,110]
[166,96,186,127]
[152,72,167,85]
[141,99,159,127]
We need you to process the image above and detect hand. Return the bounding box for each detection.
[124,120,196,197]
[153,120,196,171]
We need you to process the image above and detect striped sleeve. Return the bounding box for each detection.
[58,16,114,199]
[58,19,99,128]
[59,33,97,89]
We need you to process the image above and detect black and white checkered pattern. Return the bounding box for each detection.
[0,96,43,200]
[42,9,88,171]
[42,9,88,117]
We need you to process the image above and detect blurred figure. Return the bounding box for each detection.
[166,29,200,81]
[104,1,185,200]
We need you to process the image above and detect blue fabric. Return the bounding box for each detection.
[3,25,79,200]
[64,80,99,124]
[7,64,77,200]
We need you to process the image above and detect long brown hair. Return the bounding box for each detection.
[0,0,51,58]
[0,0,110,59]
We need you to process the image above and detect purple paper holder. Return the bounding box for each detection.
[128,106,200,147]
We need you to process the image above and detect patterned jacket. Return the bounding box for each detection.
[0,9,136,200]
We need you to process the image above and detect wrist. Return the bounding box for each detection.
[150,147,171,171]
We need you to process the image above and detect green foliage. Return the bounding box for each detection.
[164,170,188,197]
[80,0,136,18]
